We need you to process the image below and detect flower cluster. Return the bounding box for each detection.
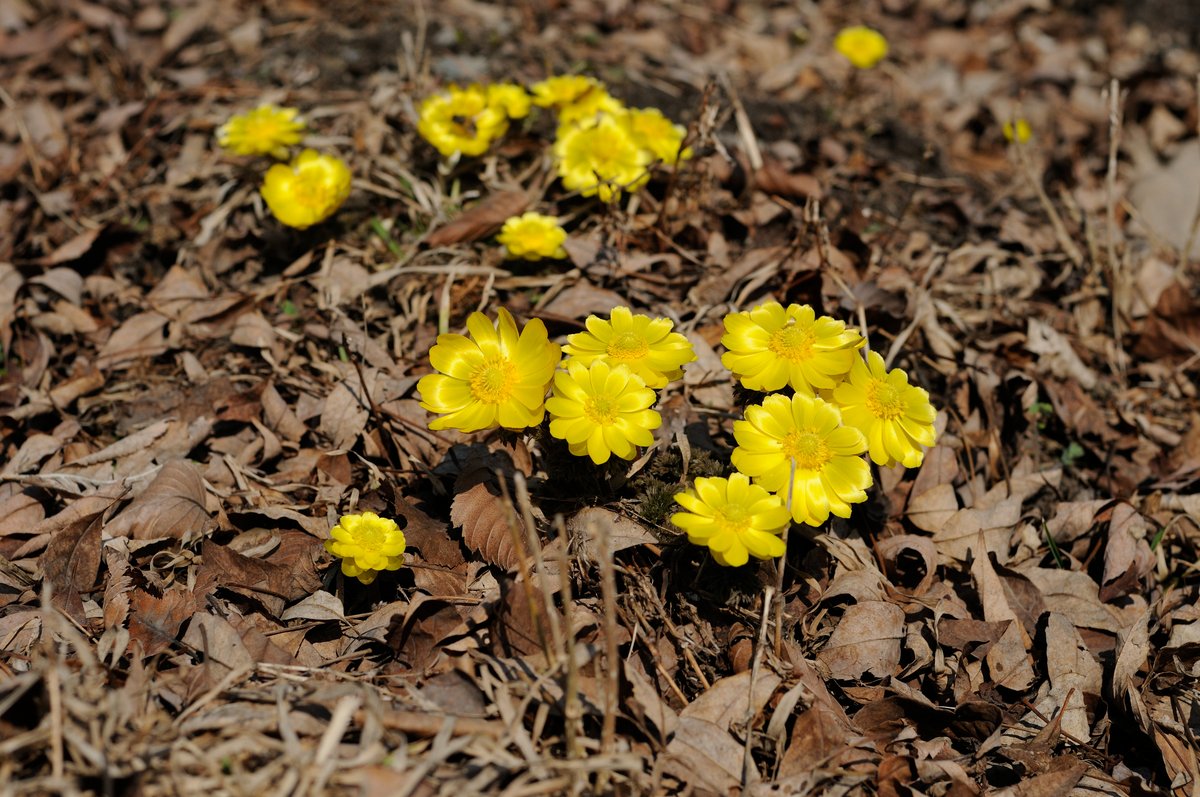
[416,305,696,466]
[325,511,407,585]
[415,76,689,203]
[674,300,938,567]
[216,103,351,229]
[417,83,531,159]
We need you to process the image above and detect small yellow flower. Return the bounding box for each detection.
[732,393,872,526]
[671,473,790,567]
[325,511,406,585]
[721,302,864,393]
[260,149,352,229]
[546,360,662,465]
[497,212,568,261]
[624,107,690,165]
[553,113,651,202]
[487,83,532,121]
[832,351,937,468]
[417,84,510,158]
[834,25,889,69]
[417,308,561,432]
[563,306,696,389]
[217,104,305,159]
[1003,119,1032,144]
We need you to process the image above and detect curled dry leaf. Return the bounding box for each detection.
[104,460,213,541]
[450,480,524,571]
[425,190,529,247]
[568,506,657,563]
[817,600,906,680]
[877,534,938,594]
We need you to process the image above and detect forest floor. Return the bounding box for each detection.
[2,0,1199,795]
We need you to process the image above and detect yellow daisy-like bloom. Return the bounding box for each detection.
[216,104,305,160]
[562,306,697,389]
[553,113,651,202]
[260,149,352,229]
[497,212,568,261]
[624,107,690,165]
[546,360,662,465]
[721,302,864,394]
[732,393,872,526]
[671,473,791,567]
[417,84,510,158]
[832,351,938,468]
[325,511,406,585]
[417,308,561,432]
[834,25,889,70]
[487,83,532,120]
[1003,119,1032,144]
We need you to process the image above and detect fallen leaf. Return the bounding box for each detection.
[450,480,523,571]
[425,190,529,247]
[568,507,657,563]
[104,460,213,541]
[817,600,905,680]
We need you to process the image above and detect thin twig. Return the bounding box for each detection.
[743,585,774,788]
[595,517,621,794]
[774,459,796,657]
[553,517,584,779]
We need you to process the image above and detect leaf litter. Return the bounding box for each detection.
[1,1,1199,795]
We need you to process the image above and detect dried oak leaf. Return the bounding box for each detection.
[425,190,529,247]
[450,479,524,571]
[38,492,119,624]
[816,600,905,680]
[128,585,203,658]
[197,535,323,617]
[104,460,213,541]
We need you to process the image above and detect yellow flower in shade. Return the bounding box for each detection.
[487,83,532,120]
[563,306,697,389]
[671,473,791,567]
[732,393,872,526]
[325,512,406,585]
[546,360,662,465]
[1003,119,1032,144]
[553,113,651,202]
[834,25,889,69]
[832,351,938,468]
[497,212,568,261]
[624,107,690,165]
[532,75,607,109]
[721,302,864,393]
[260,149,352,229]
[417,308,561,432]
[417,84,510,158]
[217,104,305,159]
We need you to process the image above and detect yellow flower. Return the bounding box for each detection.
[563,306,696,389]
[1003,119,1032,144]
[417,308,561,432]
[546,360,662,464]
[721,302,864,393]
[832,351,937,468]
[834,25,889,69]
[217,104,305,159]
[325,511,406,585]
[624,107,690,165]
[497,212,568,261]
[553,113,651,202]
[487,83,532,120]
[417,84,510,158]
[260,149,352,229]
[671,473,790,567]
[732,393,871,526]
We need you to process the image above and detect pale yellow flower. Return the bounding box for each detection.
[497,212,568,261]
[546,360,661,464]
[834,25,889,69]
[563,306,696,389]
[832,351,937,468]
[325,512,406,585]
[671,473,790,567]
[260,149,351,229]
[217,104,305,159]
[732,393,872,526]
[417,308,561,432]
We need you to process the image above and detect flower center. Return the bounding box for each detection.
[866,380,905,420]
[353,523,386,552]
[468,356,517,404]
[768,322,816,362]
[607,332,648,361]
[292,172,334,208]
[714,503,751,536]
[584,394,618,425]
[780,429,831,471]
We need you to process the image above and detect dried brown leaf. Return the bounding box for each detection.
[425,190,528,247]
[105,460,212,541]
[95,311,169,369]
[450,480,523,571]
[568,507,657,563]
[817,600,905,680]
[38,493,117,624]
